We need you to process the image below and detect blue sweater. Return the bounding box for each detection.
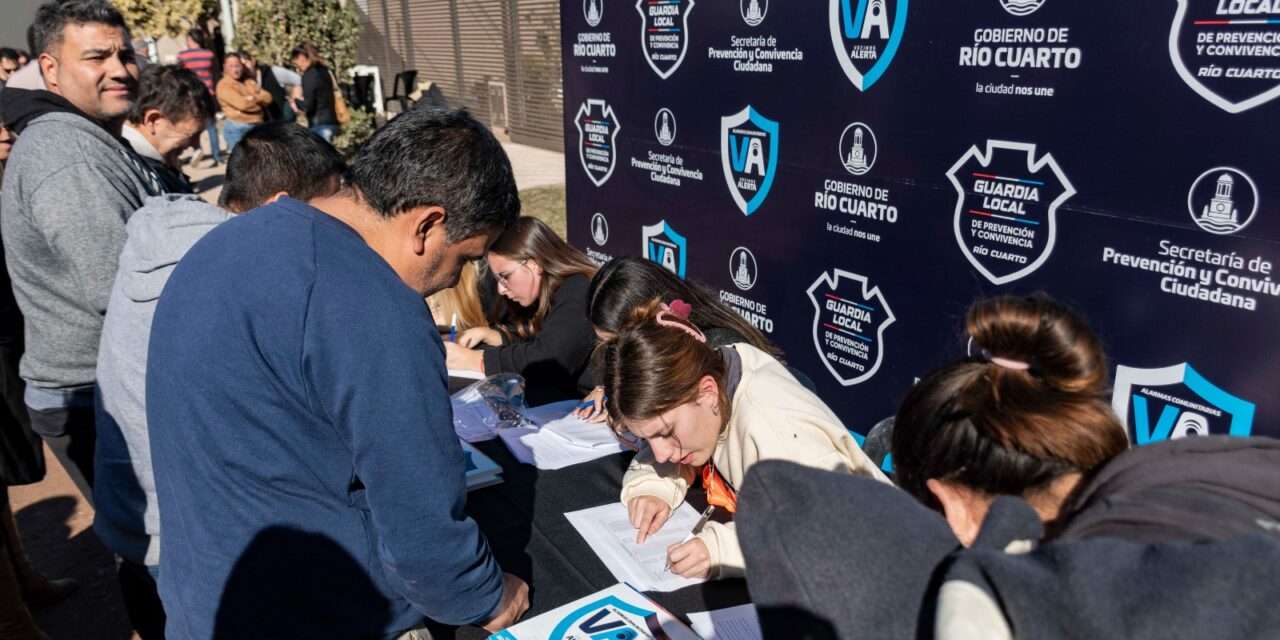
[147,198,503,639]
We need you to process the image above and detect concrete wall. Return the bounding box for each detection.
[0,0,42,53]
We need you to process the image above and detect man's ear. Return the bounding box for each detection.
[142,108,164,129]
[38,52,58,91]
[410,205,447,256]
[926,478,989,547]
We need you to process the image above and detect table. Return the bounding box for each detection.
[428,385,751,638]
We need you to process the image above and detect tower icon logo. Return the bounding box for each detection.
[654,108,677,147]
[729,247,758,291]
[590,213,609,246]
[999,0,1045,16]
[584,0,604,27]
[838,122,878,176]
[1187,167,1258,235]
[740,0,767,26]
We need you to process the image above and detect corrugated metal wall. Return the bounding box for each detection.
[354,0,564,151]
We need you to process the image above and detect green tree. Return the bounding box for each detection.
[114,0,217,39]
[234,0,360,76]
[236,0,372,153]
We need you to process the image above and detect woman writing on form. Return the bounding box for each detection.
[602,299,885,579]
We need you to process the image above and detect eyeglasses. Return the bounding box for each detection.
[494,259,530,288]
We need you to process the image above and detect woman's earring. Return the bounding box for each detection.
[711,404,719,417]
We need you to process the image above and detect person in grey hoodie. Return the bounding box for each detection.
[0,0,157,503]
[94,122,346,639]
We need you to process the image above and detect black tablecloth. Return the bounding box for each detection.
[428,385,751,638]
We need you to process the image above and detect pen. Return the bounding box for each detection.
[664,505,716,574]
[448,312,458,342]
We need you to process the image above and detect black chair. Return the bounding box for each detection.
[383,70,418,113]
[351,74,376,113]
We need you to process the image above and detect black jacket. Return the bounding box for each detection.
[257,67,289,122]
[297,65,337,127]
[483,274,595,405]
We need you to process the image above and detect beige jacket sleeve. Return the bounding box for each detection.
[619,446,697,510]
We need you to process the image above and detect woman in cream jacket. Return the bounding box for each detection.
[602,299,887,579]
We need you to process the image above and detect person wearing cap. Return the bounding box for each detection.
[600,298,887,579]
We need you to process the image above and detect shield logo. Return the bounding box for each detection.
[807,269,895,386]
[545,594,658,639]
[829,0,909,92]
[946,140,1075,285]
[1169,0,1280,114]
[637,0,695,79]
[1112,363,1256,446]
[641,219,688,278]
[574,99,621,187]
[720,106,779,217]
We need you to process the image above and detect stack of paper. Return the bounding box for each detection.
[564,502,709,593]
[498,411,626,470]
[461,440,503,491]
[489,582,699,640]
[688,604,763,640]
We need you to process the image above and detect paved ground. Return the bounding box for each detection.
[7,134,566,639]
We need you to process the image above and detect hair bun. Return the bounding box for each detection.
[967,294,1107,395]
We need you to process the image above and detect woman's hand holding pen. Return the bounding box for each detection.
[665,538,711,579]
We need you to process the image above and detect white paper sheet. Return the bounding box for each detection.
[687,604,763,640]
[448,368,485,380]
[564,502,707,593]
[496,404,625,470]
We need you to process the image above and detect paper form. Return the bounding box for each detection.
[687,604,763,640]
[564,502,708,593]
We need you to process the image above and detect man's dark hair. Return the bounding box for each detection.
[218,123,347,213]
[32,0,129,56]
[0,48,18,64]
[347,107,519,241]
[126,65,215,126]
[186,27,208,49]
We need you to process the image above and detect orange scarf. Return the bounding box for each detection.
[701,463,738,513]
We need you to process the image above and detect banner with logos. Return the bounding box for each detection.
[563,0,1280,444]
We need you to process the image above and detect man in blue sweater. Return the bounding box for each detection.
[147,108,528,639]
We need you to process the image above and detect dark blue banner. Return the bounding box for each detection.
[563,0,1280,444]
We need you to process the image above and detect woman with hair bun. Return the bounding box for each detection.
[891,294,1130,545]
[603,298,885,579]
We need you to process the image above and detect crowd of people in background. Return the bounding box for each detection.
[0,1,1278,640]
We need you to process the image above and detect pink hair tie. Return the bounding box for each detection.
[669,299,692,319]
[990,357,1030,371]
[656,303,706,343]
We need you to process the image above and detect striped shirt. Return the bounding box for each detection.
[177,48,216,92]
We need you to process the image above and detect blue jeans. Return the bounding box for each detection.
[205,122,222,163]
[310,124,339,143]
[222,120,257,152]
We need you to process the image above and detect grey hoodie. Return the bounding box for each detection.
[0,110,161,395]
[95,194,232,565]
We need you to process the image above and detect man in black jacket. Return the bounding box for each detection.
[121,64,215,194]
[288,44,339,142]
